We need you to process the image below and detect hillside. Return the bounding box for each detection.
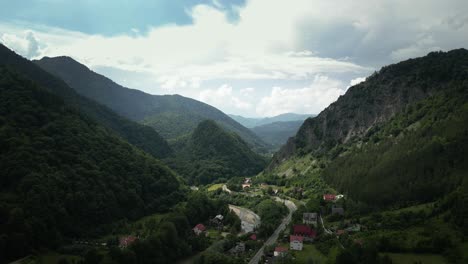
[0,68,183,261]
[265,49,468,211]
[269,49,468,170]
[166,120,267,185]
[0,44,172,159]
[34,57,269,152]
[230,113,313,128]
[251,120,304,149]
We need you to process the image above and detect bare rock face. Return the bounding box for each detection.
[268,49,468,170]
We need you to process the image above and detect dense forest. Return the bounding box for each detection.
[323,83,468,207]
[0,44,173,159]
[166,120,267,185]
[0,68,184,262]
[34,56,270,153]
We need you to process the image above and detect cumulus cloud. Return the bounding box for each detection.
[256,75,346,117]
[198,84,252,111]
[1,0,467,116]
[1,30,42,59]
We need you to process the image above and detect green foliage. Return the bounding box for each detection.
[0,44,172,159]
[255,199,288,237]
[0,68,183,261]
[34,56,269,153]
[166,120,267,184]
[323,84,468,209]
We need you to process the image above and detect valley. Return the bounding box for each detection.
[0,34,467,264]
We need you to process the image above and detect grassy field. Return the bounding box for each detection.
[207,183,224,191]
[292,244,327,264]
[382,253,447,264]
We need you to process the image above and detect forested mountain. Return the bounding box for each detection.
[229,113,313,128]
[269,49,468,170]
[250,120,304,149]
[166,120,267,185]
[0,68,184,261]
[34,57,269,152]
[267,49,468,210]
[0,44,172,159]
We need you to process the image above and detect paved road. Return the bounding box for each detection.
[248,198,297,264]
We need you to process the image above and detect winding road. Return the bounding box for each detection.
[248,198,297,264]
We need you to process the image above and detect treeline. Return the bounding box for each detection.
[0,69,184,262]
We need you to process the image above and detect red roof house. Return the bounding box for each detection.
[119,235,138,248]
[193,223,206,235]
[293,225,317,238]
[274,246,288,256]
[323,194,336,201]
[250,234,257,241]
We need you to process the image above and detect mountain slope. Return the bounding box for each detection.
[251,120,304,149]
[34,56,269,152]
[323,84,468,207]
[230,113,313,128]
[166,120,267,184]
[0,44,172,159]
[0,68,183,261]
[269,49,468,169]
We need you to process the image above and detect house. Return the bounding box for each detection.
[193,223,206,235]
[293,225,317,242]
[323,194,336,201]
[274,247,288,257]
[345,224,361,232]
[336,229,346,236]
[290,235,304,251]
[250,234,257,241]
[119,235,137,248]
[244,178,252,184]
[242,183,251,189]
[303,212,318,226]
[331,206,344,215]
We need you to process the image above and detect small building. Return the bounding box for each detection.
[119,235,137,248]
[242,183,251,189]
[274,247,288,257]
[250,234,257,241]
[290,235,304,251]
[323,194,336,201]
[193,223,206,235]
[336,229,346,236]
[331,207,344,215]
[293,225,317,242]
[303,212,318,226]
[345,224,361,232]
[244,178,252,184]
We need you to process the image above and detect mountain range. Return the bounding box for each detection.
[34,56,269,153]
[229,113,313,128]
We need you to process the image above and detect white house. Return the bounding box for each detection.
[290,235,304,251]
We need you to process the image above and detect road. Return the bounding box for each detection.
[248,198,297,264]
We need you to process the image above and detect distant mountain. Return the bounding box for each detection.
[0,68,183,261]
[251,120,304,149]
[0,44,172,159]
[34,57,269,152]
[166,120,267,185]
[229,113,313,128]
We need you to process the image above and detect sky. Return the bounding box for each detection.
[1,0,468,117]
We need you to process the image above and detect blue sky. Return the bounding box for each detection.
[1,0,468,117]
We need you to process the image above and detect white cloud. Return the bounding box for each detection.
[256,75,346,117]
[198,84,252,111]
[349,77,366,87]
[1,30,42,59]
[1,0,467,116]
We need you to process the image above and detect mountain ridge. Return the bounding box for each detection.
[34,56,270,152]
